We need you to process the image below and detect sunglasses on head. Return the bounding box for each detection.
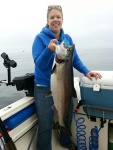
[48,5,62,11]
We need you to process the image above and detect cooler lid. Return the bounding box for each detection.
[81,71,113,87]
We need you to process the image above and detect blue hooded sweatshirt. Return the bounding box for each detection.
[32,26,90,86]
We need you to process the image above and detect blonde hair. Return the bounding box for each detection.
[46,5,63,27]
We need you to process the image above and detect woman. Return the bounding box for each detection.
[32,5,102,150]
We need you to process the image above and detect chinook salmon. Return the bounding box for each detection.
[51,41,77,135]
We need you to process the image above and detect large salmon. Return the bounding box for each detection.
[51,42,76,135]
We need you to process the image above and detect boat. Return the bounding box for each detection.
[0,53,113,150]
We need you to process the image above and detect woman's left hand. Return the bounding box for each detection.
[86,72,102,80]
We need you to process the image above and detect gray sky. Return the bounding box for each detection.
[0,0,113,52]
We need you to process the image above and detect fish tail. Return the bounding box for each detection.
[60,125,72,136]
[53,121,60,129]
[53,122,72,136]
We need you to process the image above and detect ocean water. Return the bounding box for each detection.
[0,48,113,109]
[0,51,34,108]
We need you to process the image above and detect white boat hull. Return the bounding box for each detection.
[0,77,111,150]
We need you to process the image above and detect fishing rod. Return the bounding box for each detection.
[0,118,17,150]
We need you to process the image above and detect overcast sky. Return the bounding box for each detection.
[0,0,113,52]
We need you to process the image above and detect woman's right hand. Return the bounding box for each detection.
[48,39,58,52]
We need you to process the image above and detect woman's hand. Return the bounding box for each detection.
[86,72,102,80]
[48,39,58,52]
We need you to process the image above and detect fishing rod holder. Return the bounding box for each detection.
[1,52,34,96]
[13,73,34,97]
[1,52,17,86]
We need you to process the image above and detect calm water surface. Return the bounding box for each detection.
[0,48,113,108]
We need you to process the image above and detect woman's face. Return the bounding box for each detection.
[47,9,63,34]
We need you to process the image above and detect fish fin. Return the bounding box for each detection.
[46,91,52,97]
[51,105,57,113]
[51,64,56,74]
[72,87,77,98]
[53,121,60,129]
[53,122,72,136]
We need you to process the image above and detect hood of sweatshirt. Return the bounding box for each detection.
[40,26,64,44]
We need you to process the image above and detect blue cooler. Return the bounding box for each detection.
[80,71,113,119]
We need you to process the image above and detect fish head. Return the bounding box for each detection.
[66,44,75,60]
[55,41,75,60]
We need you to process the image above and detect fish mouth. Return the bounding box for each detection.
[55,55,65,63]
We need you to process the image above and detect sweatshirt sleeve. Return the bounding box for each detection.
[73,48,90,75]
[32,35,54,70]
[65,34,90,75]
